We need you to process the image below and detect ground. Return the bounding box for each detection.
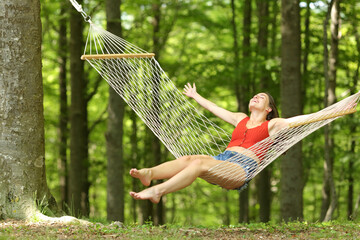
[0,219,359,239]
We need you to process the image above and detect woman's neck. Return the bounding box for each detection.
[249,111,267,125]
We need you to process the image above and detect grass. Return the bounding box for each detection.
[0,219,359,239]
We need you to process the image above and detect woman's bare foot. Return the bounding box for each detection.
[129,187,162,204]
[129,168,152,186]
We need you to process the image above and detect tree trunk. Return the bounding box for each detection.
[302,0,311,101]
[256,0,271,222]
[69,0,90,217]
[0,0,57,219]
[239,189,249,223]
[141,131,154,224]
[58,0,69,212]
[256,0,270,90]
[269,0,280,57]
[231,0,241,110]
[150,0,180,224]
[319,0,332,220]
[130,109,139,222]
[143,0,164,225]
[280,0,303,222]
[347,129,356,220]
[348,11,360,220]
[322,0,339,222]
[238,0,252,223]
[224,192,230,225]
[239,0,252,112]
[353,192,360,219]
[105,0,126,222]
[257,167,271,222]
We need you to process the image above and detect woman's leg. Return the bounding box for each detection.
[129,156,222,203]
[130,155,206,186]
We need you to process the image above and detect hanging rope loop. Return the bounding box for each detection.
[69,0,91,22]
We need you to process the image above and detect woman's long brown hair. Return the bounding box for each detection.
[265,93,279,120]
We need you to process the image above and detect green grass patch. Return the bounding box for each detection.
[0,219,359,239]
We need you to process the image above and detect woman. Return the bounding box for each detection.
[129,83,288,203]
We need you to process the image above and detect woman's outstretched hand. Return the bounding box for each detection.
[183,83,197,98]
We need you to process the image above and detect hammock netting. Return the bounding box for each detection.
[81,21,360,190]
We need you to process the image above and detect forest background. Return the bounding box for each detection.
[5,0,360,226]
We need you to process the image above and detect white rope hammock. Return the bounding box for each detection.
[82,23,232,158]
[76,14,360,190]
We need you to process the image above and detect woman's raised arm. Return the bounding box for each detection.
[268,112,325,135]
[183,83,246,126]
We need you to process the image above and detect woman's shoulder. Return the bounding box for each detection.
[268,118,289,135]
[233,113,248,126]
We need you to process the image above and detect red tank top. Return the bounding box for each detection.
[227,117,269,150]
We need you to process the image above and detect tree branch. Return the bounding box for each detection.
[88,104,108,133]
[86,75,102,103]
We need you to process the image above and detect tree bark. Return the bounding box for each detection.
[58,0,69,212]
[353,192,360,219]
[105,0,126,222]
[231,0,241,110]
[347,127,356,220]
[256,0,270,90]
[280,0,303,222]
[150,0,164,225]
[256,0,271,222]
[69,0,90,217]
[302,0,311,101]
[0,0,57,219]
[150,0,179,224]
[224,192,230,225]
[257,167,271,222]
[269,0,280,58]
[238,0,252,113]
[141,132,154,224]
[239,189,249,223]
[130,110,139,222]
[348,10,360,220]
[322,0,339,222]
[319,0,332,221]
[238,0,252,224]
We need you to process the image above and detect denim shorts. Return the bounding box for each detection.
[212,150,258,191]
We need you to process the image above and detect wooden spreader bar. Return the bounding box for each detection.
[81,53,155,60]
[289,108,357,128]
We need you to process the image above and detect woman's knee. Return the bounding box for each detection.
[188,157,211,173]
[179,155,198,162]
[179,155,213,170]
[178,155,192,164]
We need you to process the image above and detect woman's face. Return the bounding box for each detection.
[249,93,271,112]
